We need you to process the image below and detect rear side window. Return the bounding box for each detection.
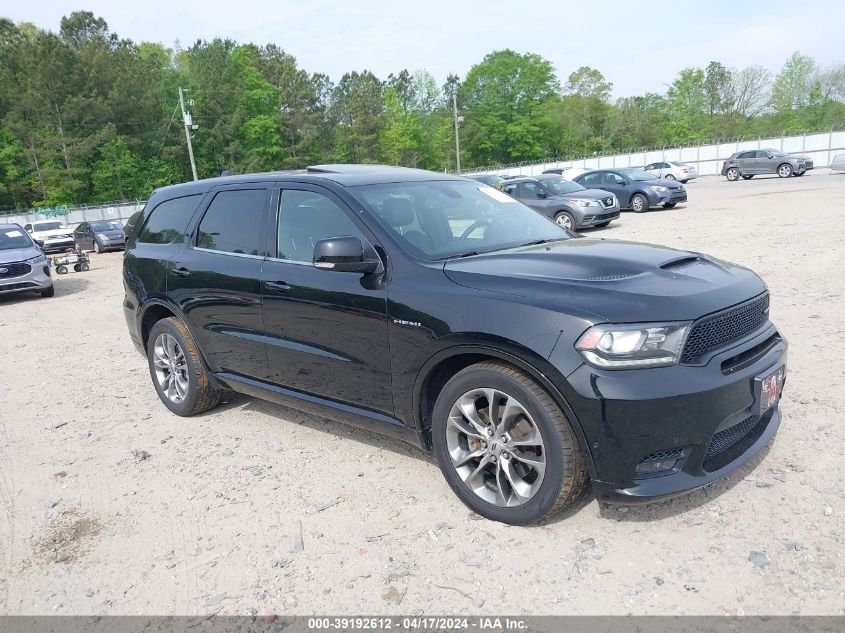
[197,189,266,255]
[138,195,202,244]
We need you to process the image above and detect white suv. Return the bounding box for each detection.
[24,220,76,253]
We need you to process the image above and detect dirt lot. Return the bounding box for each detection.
[1,170,843,616]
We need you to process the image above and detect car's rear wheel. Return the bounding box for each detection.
[726,168,740,181]
[742,175,754,180]
[147,317,221,416]
[432,361,587,525]
[554,211,575,231]
[777,163,793,178]
[40,285,55,298]
[664,173,676,180]
[630,193,648,213]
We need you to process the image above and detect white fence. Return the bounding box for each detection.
[464,129,845,177]
[0,201,145,230]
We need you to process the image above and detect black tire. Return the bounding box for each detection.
[794,171,804,177]
[663,202,677,209]
[56,265,68,275]
[777,163,793,178]
[553,211,576,231]
[80,263,90,272]
[726,167,740,181]
[73,264,81,272]
[40,285,55,298]
[742,175,754,180]
[594,221,610,228]
[146,317,222,416]
[663,173,676,180]
[93,241,101,254]
[431,361,588,525]
[630,193,649,213]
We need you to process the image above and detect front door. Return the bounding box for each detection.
[168,185,271,380]
[601,172,630,205]
[260,184,394,416]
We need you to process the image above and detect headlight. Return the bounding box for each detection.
[649,185,667,193]
[96,233,108,240]
[569,199,596,207]
[26,253,47,265]
[575,322,691,368]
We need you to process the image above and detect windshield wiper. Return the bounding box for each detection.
[443,251,480,260]
[518,238,563,247]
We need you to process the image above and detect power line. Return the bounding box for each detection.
[141,102,180,194]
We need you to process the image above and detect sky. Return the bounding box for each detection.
[2,0,843,98]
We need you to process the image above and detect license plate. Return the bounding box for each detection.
[754,364,785,415]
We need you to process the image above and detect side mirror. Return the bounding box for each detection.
[536,191,547,199]
[313,236,380,274]
[767,153,774,159]
[34,239,45,248]
[619,180,629,186]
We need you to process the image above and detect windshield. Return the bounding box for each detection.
[352,180,570,260]
[32,221,64,231]
[0,227,34,250]
[542,178,586,195]
[618,169,656,181]
[91,221,123,231]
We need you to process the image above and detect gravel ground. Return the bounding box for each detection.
[1,170,843,616]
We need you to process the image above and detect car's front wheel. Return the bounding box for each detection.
[147,317,221,416]
[93,241,101,254]
[726,168,740,181]
[40,285,55,298]
[432,361,587,525]
[663,202,677,209]
[630,193,648,213]
[553,211,576,231]
[594,221,610,228]
[664,174,676,180]
[777,163,793,178]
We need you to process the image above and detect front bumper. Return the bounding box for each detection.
[578,206,620,228]
[98,238,126,250]
[41,237,76,253]
[561,324,787,503]
[0,260,53,295]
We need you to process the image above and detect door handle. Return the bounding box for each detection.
[170,267,192,278]
[265,281,291,292]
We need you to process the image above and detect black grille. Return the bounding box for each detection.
[641,448,685,463]
[681,293,769,363]
[0,281,37,291]
[703,413,770,471]
[0,262,31,279]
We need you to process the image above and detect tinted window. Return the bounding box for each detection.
[578,173,601,186]
[277,190,365,262]
[197,189,266,255]
[519,182,542,198]
[138,195,202,244]
[737,152,753,159]
[501,183,518,196]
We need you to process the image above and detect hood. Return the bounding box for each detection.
[32,228,72,238]
[645,177,684,189]
[553,188,615,201]
[0,246,41,264]
[443,238,767,322]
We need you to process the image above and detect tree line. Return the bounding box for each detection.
[1,11,843,211]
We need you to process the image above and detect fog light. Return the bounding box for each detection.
[635,459,679,475]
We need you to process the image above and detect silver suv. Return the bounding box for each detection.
[721,149,813,181]
[0,223,54,298]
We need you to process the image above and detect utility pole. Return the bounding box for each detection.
[452,92,463,174]
[178,87,198,181]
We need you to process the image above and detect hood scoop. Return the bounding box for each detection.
[582,273,638,281]
[660,256,701,270]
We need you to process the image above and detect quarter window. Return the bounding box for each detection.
[197,190,266,255]
[276,190,365,262]
[138,194,202,244]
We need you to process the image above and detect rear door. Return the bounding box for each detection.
[734,151,754,174]
[260,184,393,415]
[167,185,271,379]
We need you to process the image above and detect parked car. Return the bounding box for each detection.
[466,174,505,189]
[721,149,813,181]
[124,165,785,524]
[574,168,687,212]
[73,220,126,253]
[23,220,75,253]
[499,175,619,230]
[642,161,698,183]
[830,152,845,171]
[543,167,588,181]
[0,223,54,298]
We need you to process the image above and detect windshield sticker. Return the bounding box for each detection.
[4,230,23,237]
[478,186,516,203]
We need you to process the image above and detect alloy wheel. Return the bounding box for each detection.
[153,332,189,403]
[778,164,792,177]
[555,213,572,230]
[445,388,546,507]
[631,195,646,212]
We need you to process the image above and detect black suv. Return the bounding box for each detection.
[124,165,786,524]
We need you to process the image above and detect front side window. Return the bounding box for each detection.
[276,189,365,262]
[352,180,569,260]
[519,182,543,198]
[197,189,266,255]
[138,194,202,244]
